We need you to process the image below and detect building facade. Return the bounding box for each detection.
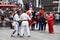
[0,0,8,3]
[0,0,18,4]
[0,0,60,11]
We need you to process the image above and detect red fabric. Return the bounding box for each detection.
[28,20,32,26]
[48,14,54,24]
[32,21,37,24]
[26,11,31,16]
[26,11,32,27]
[0,4,18,8]
[48,23,54,33]
[39,10,45,15]
[37,16,40,20]
[48,14,54,33]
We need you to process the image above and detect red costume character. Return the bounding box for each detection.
[26,11,31,16]
[47,12,54,34]
[26,10,32,27]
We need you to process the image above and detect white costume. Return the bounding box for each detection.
[20,13,31,36]
[12,13,20,36]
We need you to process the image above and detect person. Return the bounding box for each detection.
[31,9,36,30]
[59,13,60,22]
[42,12,47,31]
[11,10,20,37]
[26,8,32,17]
[47,12,54,34]
[38,15,44,31]
[35,12,39,29]
[1,9,6,28]
[9,11,14,29]
[38,7,45,31]
[20,10,31,37]
[55,13,60,24]
[26,9,32,28]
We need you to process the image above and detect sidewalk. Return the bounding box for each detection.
[0,24,60,40]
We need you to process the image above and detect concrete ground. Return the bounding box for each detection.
[0,24,60,40]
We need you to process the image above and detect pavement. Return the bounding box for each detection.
[0,24,60,40]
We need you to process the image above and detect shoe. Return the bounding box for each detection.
[49,32,54,34]
[23,34,24,36]
[17,33,20,36]
[28,35,31,37]
[51,32,54,34]
[20,36,23,38]
[11,35,14,37]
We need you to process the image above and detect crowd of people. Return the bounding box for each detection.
[0,2,60,38]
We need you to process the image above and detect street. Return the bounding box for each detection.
[0,24,60,40]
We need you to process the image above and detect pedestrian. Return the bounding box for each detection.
[38,15,44,31]
[9,11,14,29]
[20,10,31,37]
[47,12,54,34]
[42,12,47,32]
[11,10,20,37]
[38,7,45,31]
[26,9,32,28]
[1,9,6,28]
[55,13,60,24]
[31,9,36,30]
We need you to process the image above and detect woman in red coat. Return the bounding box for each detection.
[47,12,54,34]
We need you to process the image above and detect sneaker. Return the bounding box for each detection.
[28,35,31,37]
[17,33,20,36]
[50,32,54,34]
[23,34,24,36]
[20,36,23,38]
[11,35,14,37]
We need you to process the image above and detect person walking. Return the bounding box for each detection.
[20,10,31,37]
[11,11,20,37]
[55,13,60,24]
[26,9,32,28]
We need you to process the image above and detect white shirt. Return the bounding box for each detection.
[13,14,20,21]
[55,14,60,20]
[20,13,31,21]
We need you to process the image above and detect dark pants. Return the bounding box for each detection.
[31,24,35,30]
[10,22,14,29]
[9,18,13,29]
[55,19,59,25]
[39,21,43,30]
[43,24,46,31]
